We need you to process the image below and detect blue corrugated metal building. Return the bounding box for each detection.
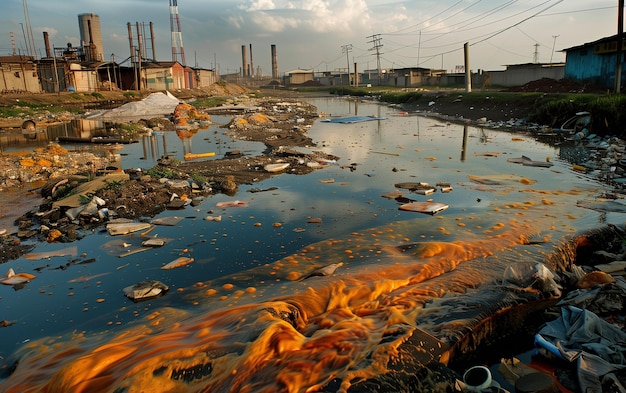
[562,34,624,89]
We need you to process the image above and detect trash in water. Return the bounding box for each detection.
[123,280,169,301]
[398,201,449,215]
[161,257,195,270]
[216,200,248,208]
[506,155,554,168]
[0,268,36,286]
[106,221,152,236]
[300,262,344,280]
[23,246,78,260]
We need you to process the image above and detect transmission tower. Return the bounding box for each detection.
[341,44,352,85]
[366,34,383,85]
[169,0,186,66]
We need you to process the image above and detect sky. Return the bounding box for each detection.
[0,0,619,76]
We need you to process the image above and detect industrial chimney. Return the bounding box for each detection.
[249,43,254,77]
[241,45,248,77]
[43,31,52,58]
[271,44,278,79]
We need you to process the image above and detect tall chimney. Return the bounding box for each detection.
[127,22,134,61]
[271,44,278,79]
[241,45,248,77]
[87,19,97,61]
[43,31,52,58]
[249,43,254,77]
[150,22,157,61]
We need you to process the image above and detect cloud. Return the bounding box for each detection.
[233,0,372,35]
[240,0,277,11]
[226,14,246,29]
[249,12,298,33]
[35,26,58,36]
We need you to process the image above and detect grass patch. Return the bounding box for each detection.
[146,166,179,179]
[190,96,229,108]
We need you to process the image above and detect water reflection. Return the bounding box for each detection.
[0,97,621,392]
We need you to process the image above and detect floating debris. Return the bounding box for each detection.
[216,200,248,208]
[150,216,185,226]
[399,202,449,215]
[106,221,152,236]
[123,280,169,302]
[161,257,195,270]
[0,268,36,285]
[23,246,78,260]
[300,262,344,280]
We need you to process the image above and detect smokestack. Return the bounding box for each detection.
[271,44,278,79]
[249,43,254,77]
[150,22,156,61]
[241,45,248,77]
[87,19,97,61]
[136,22,143,61]
[127,22,134,60]
[43,31,51,58]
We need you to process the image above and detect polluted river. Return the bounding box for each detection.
[0,97,623,392]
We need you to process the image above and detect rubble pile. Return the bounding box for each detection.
[0,143,116,190]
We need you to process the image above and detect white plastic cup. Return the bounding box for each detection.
[463,365,492,392]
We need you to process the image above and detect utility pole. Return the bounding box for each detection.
[533,43,540,63]
[550,35,559,64]
[417,31,421,67]
[366,34,383,85]
[464,42,471,93]
[341,44,352,86]
[616,0,624,94]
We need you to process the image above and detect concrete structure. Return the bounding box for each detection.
[285,69,314,85]
[78,13,104,62]
[562,34,624,89]
[383,67,444,87]
[194,68,219,87]
[142,61,186,90]
[0,55,41,93]
[487,63,564,87]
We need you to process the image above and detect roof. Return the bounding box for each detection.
[561,33,623,52]
[286,69,314,75]
[0,55,35,63]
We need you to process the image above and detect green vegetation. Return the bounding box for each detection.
[105,180,124,190]
[378,90,626,136]
[189,172,208,185]
[190,96,229,108]
[378,91,423,104]
[70,92,85,100]
[91,92,104,99]
[0,101,80,118]
[123,91,136,99]
[528,94,626,135]
[146,166,178,179]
